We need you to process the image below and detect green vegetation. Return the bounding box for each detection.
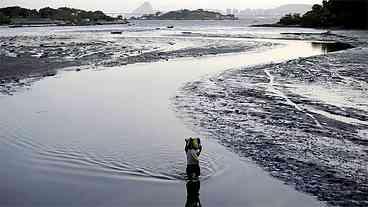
[0,12,11,25]
[0,6,38,19]
[278,13,302,25]
[136,9,237,20]
[278,0,368,29]
[38,7,114,23]
[0,6,117,25]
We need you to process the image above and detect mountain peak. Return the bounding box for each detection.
[132,2,154,15]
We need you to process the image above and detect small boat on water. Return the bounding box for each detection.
[167,25,174,29]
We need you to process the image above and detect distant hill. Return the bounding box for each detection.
[136,9,237,20]
[272,4,312,15]
[237,4,312,19]
[0,6,120,26]
[132,2,154,15]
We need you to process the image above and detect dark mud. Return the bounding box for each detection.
[175,30,367,48]
[173,47,368,206]
[0,34,274,95]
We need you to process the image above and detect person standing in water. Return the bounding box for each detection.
[185,138,202,179]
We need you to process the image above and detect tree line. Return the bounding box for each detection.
[0,6,115,25]
[278,0,368,29]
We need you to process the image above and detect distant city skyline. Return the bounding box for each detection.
[0,0,322,13]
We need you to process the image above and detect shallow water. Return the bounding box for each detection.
[0,39,329,206]
[0,19,325,37]
[311,41,354,53]
[0,22,334,206]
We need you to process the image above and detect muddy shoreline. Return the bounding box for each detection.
[0,34,275,95]
[0,29,359,95]
[1,29,361,95]
[0,39,329,207]
[1,26,366,206]
[173,33,368,206]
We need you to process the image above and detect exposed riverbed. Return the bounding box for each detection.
[174,34,368,206]
[0,23,331,206]
[1,22,362,206]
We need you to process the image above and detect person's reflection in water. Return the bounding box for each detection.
[185,180,202,207]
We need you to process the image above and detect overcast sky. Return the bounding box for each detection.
[1,0,322,12]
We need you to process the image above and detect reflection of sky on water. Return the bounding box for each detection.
[0,24,328,207]
[0,39,326,182]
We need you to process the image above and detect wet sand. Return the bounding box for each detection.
[174,39,368,205]
[0,39,327,206]
[0,32,273,95]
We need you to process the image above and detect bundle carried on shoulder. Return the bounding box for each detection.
[186,137,201,150]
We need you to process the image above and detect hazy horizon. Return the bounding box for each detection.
[0,0,321,13]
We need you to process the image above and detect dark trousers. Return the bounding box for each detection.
[186,164,200,178]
